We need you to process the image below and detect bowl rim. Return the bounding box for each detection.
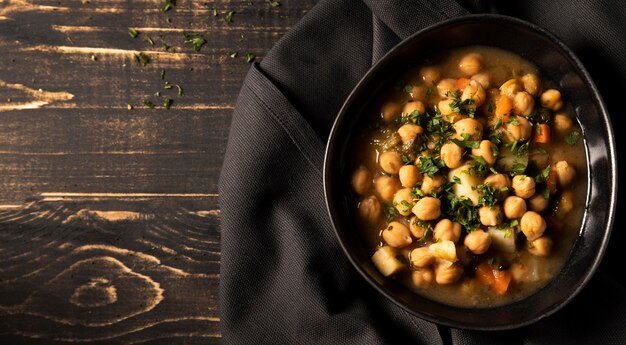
[323,13,617,330]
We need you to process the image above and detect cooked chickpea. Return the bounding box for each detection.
[471,140,496,165]
[527,193,550,213]
[553,113,574,136]
[540,89,563,111]
[528,236,553,256]
[410,85,427,101]
[557,191,575,216]
[471,72,491,88]
[461,80,486,107]
[513,91,535,116]
[440,142,464,169]
[420,175,446,194]
[478,205,504,226]
[374,175,401,202]
[437,78,457,97]
[351,166,372,195]
[411,268,434,288]
[382,221,413,248]
[454,118,483,141]
[419,66,441,84]
[520,211,546,241]
[499,79,522,97]
[438,99,455,116]
[397,124,423,144]
[503,196,527,219]
[554,160,576,187]
[381,101,401,123]
[412,197,441,221]
[521,73,541,96]
[409,216,427,238]
[433,218,462,242]
[402,100,426,117]
[434,261,463,285]
[410,247,435,268]
[358,196,382,224]
[399,165,421,188]
[464,229,492,254]
[484,173,511,191]
[512,175,536,199]
[503,115,532,142]
[393,188,415,216]
[379,151,403,175]
[459,53,483,76]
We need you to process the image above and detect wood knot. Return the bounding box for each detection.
[69,277,118,308]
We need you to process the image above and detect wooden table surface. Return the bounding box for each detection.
[0,0,316,342]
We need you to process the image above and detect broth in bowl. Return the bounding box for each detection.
[349,46,586,307]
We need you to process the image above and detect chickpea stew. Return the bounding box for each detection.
[349,46,586,307]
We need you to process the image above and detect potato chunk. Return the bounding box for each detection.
[372,246,405,277]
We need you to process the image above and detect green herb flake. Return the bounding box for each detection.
[384,205,399,221]
[90,55,97,61]
[134,52,150,66]
[185,36,207,52]
[160,69,166,80]
[450,137,480,149]
[507,117,520,126]
[564,130,581,145]
[160,0,176,12]
[400,154,412,165]
[228,50,238,58]
[403,84,413,94]
[245,52,256,63]
[267,0,281,6]
[212,6,218,16]
[142,99,155,108]
[144,36,154,46]
[129,29,139,38]
[224,11,235,23]
[488,101,495,113]
[163,98,173,109]
[154,91,161,97]
[175,84,184,96]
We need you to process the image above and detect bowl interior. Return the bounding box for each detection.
[324,14,616,330]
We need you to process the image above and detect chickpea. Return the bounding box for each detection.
[420,175,446,194]
[502,115,532,143]
[521,73,541,96]
[520,211,546,241]
[419,66,441,84]
[554,160,576,187]
[471,140,497,165]
[411,268,434,288]
[410,247,435,268]
[379,151,402,175]
[393,188,415,216]
[459,53,483,76]
[382,221,413,248]
[433,218,462,242]
[402,100,426,117]
[540,89,563,111]
[557,191,575,216]
[528,236,553,256]
[399,165,421,188]
[553,113,574,136]
[358,195,382,224]
[397,124,423,144]
[513,91,535,116]
[374,175,401,202]
[412,197,441,221]
[484,173,511,191]
[437,78,457,97]
[440,142,464,169]
[409,216,427,238]
[461,80,486,107]
[527,193,550,213]
[381,101,401,123]
[512,175,536,199]
[503,196,527,219]
[464,229,492,254]
[438,99,456,116]
[478,205,503,226]
[499,79,522,97]
[434,261,463,285]
[454,118,483,141]
[471,72,491,88]
[410,85,427,101]
[351,166,372,195]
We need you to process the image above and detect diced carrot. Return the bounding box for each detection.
[476,262,495,286]
[455,78,471,91]
[494,95,512,122]
[534,123,551,144]
[547,167,558,194]
[492,269,512,295]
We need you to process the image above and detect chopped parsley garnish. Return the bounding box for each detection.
[400,154,412,165]
[129,29,139,38]
[418,156,444,177]
[267,0,281,6]
[507,117,520,126]
[134,52,150,66]
[564,130,581,145]
[488,101,495,113]
[450,136,480,149]
[493,117,503,129]
[228,50,238,58]
[163,98,173,109]
[224,11,235,23]
[245,52,256,63]
[443,195,480,232]
[413,218,433,242]
[470,155,490,177]
[475,183,500,207]
[160,0,176,12]
[535,164,551,183]
[508,140,530,157]
[185,35,207,52]
[510,163,527,176]
[384,205,398,221]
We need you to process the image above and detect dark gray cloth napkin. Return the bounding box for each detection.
[219,0,626,343]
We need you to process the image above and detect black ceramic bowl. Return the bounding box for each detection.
[323,14,617,330]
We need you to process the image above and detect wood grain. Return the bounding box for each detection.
[0,0,316,342]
